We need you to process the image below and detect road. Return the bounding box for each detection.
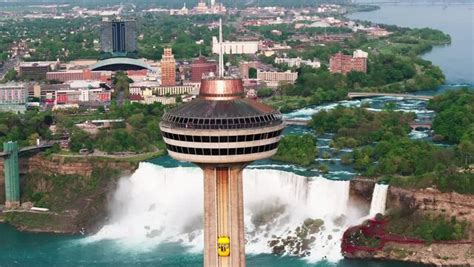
[0,56,20,80]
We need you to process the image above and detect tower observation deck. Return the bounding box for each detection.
[159,19,284,267]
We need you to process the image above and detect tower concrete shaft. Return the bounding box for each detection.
[4,141,20,208]
[203,165,245,267]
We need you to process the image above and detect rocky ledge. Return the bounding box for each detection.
[0,154,138,234]
[347,179,474,266]
[349,242,473,266]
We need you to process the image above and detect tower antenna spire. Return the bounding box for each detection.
[219,18,224,77]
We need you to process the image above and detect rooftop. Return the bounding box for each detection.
[90,57,154,71]
[163,98,282,129]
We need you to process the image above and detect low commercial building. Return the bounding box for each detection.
[191,57,217,82]
[130,81,197,96]
[129,94,176,105]
[54,80,111,106]
[257,70,298,87]
[19,62,50,80]
[46,69,111,82]
[0,83,28,112]
[274,57,321,68]
[32,83,70,100]
[55,88,111,105]
[329,49,368,75]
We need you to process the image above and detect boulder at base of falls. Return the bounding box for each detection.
[267,218,325,257]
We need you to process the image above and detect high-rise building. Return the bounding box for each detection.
[101,18,137,54]
[159,19,284,267]
[329,50,368,75]
[191,57,217,82]
[160,48,176,86]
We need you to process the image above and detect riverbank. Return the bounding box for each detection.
[348,178,473,266]
[0,154,141,234]
[348,4,474,85]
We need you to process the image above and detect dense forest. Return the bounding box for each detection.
[308,90,474,194]
[272,134,318,166]
[309,106,414,148]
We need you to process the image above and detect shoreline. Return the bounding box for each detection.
[347,3,474,87]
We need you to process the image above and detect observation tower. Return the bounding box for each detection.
[159,19,284,267]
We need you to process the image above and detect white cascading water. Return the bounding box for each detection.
[369,184,389,217]
[86,162,372,262]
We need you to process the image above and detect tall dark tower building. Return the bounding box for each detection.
[101,17,137,54]
[159,20,284,267]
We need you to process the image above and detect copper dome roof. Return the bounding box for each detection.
[162,98,282,130]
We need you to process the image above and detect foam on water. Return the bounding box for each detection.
[86,163,381,263]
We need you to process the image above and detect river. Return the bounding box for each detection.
[349,2,474,86]
[1,3,473,267]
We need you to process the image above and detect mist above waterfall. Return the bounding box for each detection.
[86,162,378,263]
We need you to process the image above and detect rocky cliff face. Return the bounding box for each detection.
[1,154,138,234]
[350,242,473,267]
[0,155,136,203]
[350,178,473,223]
[387,187,474,224]
[348,178,474,266]
[349,178,375,214]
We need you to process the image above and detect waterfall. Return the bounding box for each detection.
[86,162,366,262]
[369,184,389,217]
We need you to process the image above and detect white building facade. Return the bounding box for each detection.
[212,37,259,54]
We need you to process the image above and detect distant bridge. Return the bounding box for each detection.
[347,92,434,101]
[0,143,53,157]
[409,122,432,130]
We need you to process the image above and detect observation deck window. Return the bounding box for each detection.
[166,142,279,156]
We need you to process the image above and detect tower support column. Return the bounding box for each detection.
[203,164,245,267]
[4,141,20,208]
